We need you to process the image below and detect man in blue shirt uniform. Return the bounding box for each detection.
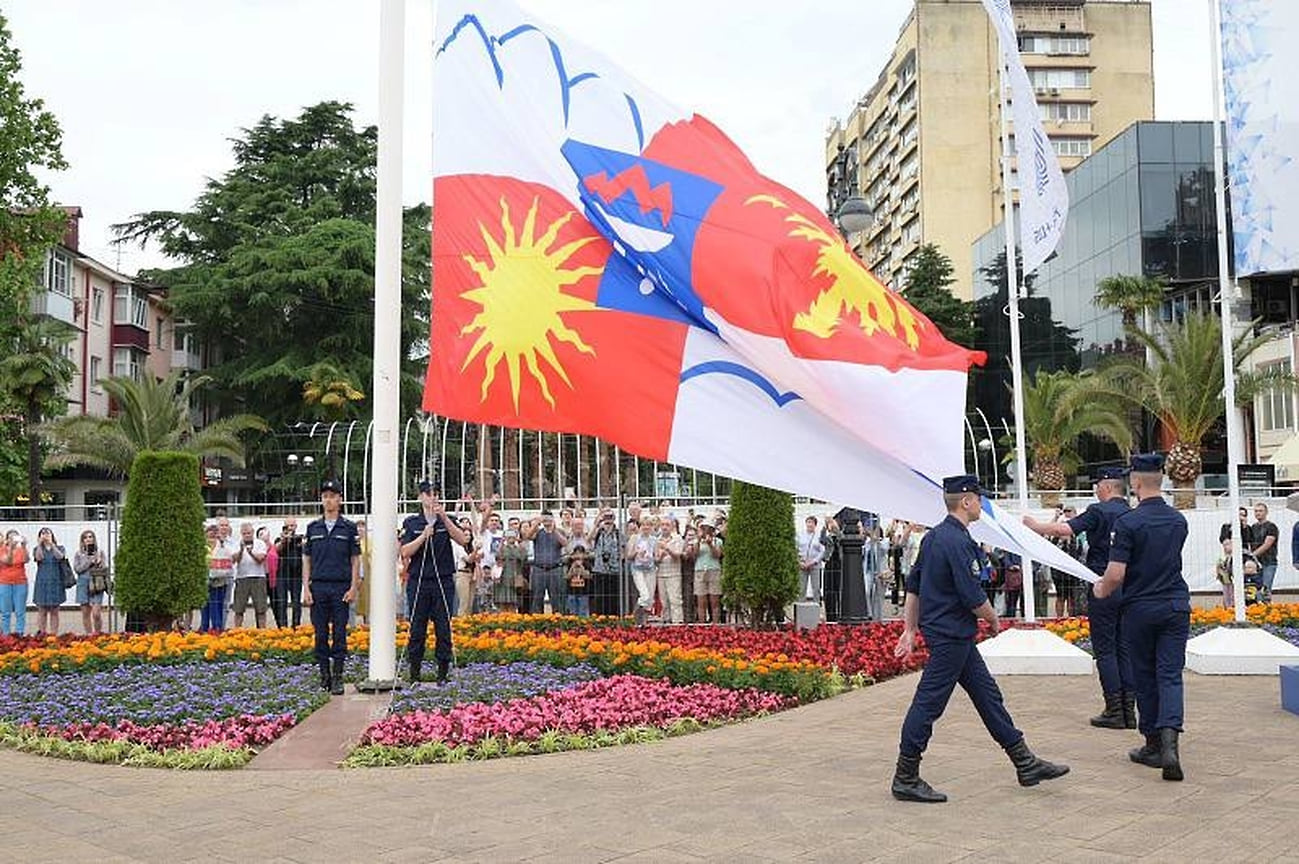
[1094,453,1190,782]
[1023,465,1134,729]
[400,480,470,684]
[891,475,1069,803]
[302,479,361,696]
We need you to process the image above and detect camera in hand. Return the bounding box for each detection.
[88,544,97,554]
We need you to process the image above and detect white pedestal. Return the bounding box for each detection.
[1185,626,1299,675]
[977,627,1095,675]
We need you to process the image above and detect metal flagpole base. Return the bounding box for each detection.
[355,679,406,693]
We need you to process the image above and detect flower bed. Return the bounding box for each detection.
[1044,604,1299,654]
[0,659,327,768]
[0,614,943,768]
[350,674,791,766]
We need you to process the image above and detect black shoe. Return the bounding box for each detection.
[1129,734,1162,768]
[890,752,947,803]
[407,661,422,684]
[1089,692,1126,729]
[1121,692,1138,729]
[319,668,332,692]
[330,661,346,696]
[1159,728,1183,782]
[1005,739,1070,787]
[436,661,451,684]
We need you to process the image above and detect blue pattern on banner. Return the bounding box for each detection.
[679,362,802,407]
[440,14,645,139]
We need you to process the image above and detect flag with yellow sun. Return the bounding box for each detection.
[424,0,1106,581]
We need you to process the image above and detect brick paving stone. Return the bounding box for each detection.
[1,672,1296,862]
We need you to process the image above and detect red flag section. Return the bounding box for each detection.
[425,175,686,459]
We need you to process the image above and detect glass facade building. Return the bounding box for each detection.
[969,122,1226,437]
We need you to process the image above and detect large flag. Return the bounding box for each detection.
[427,0,1095,581]
[1221,0,1299,275]
[980,0,1069,275]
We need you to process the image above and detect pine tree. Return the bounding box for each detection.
[900,244,976,347]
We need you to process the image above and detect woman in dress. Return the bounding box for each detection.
[494,529,526,613]
[31,527,67,636]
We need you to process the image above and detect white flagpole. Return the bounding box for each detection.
[1208,0,1247,624]
[366,0,405,686]
[997,52,1037,623]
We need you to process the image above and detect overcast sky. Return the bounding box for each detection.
[7,0,1211,275]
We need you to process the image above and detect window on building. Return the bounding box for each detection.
[900,152,918,180]
[43,249,73,297]
[1259,360,1295,433]
[1052,137,1093,157]
[155,317,166,349]
[91,286,104,323]
[89,356,102,389]
[113,285,148,329]
[112,347,143,382]
[1019,34,1090,55]
[1039,102,1092,123]
[1027,68,1092,90]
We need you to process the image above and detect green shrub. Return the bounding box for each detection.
[721,481,798,627]
[115,451,208,625]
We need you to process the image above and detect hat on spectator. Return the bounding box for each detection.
[1128,453,1164,473]
[1095,466,1129,481]
[942,474,988,496]
[320,478,343,495]
[417,478,439,494]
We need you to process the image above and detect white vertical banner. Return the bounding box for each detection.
[1221,0,1299,276]
[980,0,1069,275]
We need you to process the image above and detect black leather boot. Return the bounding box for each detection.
[890,752,946,803]
[1159,728,1183,782]
[330,660,345,695]
[1129,733,1161,768]
[319,664,332,692]
[407,659,422,684]
[1121,692,1137,729]
[1005,739,1070,787]
[436,660,451,684]
[1089,692,1125,729]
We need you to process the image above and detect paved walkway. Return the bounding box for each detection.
[3,671,1296,863]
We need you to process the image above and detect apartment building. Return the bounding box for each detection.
[825,0,1154,298]
[29,207,202,507]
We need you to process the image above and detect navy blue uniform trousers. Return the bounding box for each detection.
[310,582,350,670]
[1087,590,1132,696]
[407,575,454,668]
[1124,599,1189,734]
[900,636,1022,756]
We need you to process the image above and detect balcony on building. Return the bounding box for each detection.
[33,248,78,326]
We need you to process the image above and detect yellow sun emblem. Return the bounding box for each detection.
[745,194,921,350]
[460,196,603,410]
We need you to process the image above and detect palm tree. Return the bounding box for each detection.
[302,364,366,420]
[1104,313,1294,508]
[42,370,267,476]
[1017,369,1134,506]
[0,317,78,504]
[1094,274,1165,331]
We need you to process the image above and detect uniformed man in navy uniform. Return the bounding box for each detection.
[891,475,1069,803]
[302,479,361,696]
[1023,465,1134,728]
[1093,454,1189,781]
[400,480,469,684]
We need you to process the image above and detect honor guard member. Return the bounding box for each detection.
[302,479,361,696]
[891,474,1069,803]
[400,480,469,683]
[1093,454,1190,781]
[1023,465,1134,729]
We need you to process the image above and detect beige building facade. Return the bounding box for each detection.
[826,0,1153,299]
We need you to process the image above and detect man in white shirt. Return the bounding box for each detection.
[797,516,827,607]
[231,521,269,628]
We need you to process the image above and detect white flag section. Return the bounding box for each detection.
[428,0,1095,584]
[1222,0,1299,275]
[980,0,1068,275]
